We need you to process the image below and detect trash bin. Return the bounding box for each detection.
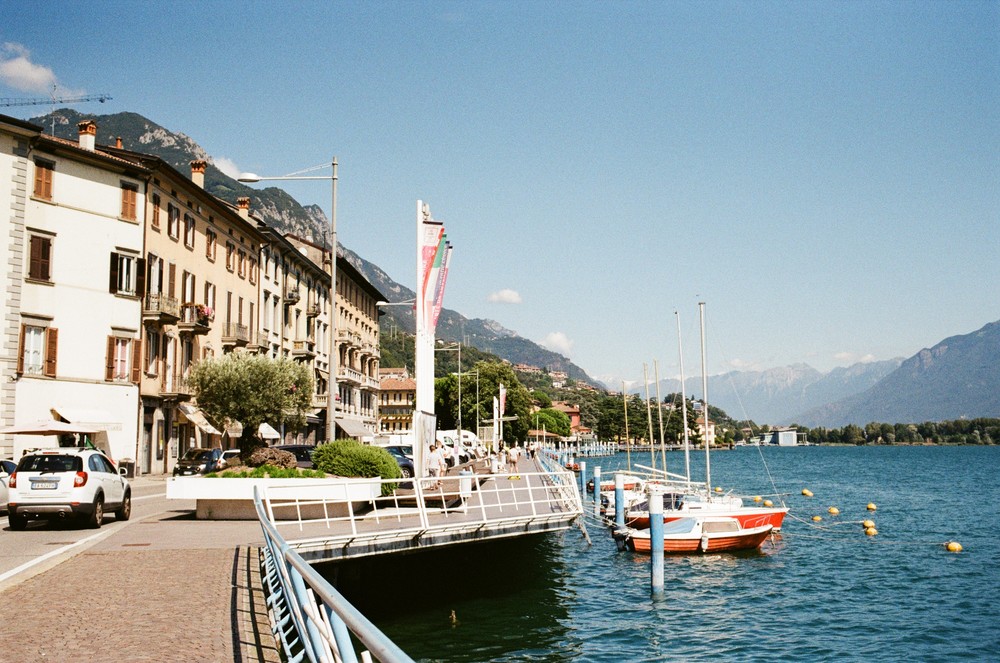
[119,458,136,478]
[459,469,473,500]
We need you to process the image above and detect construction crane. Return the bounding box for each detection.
[0,89,113,134]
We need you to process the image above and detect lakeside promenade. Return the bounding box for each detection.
[0,476,280,663]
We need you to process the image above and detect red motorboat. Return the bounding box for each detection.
[620,516,774,554]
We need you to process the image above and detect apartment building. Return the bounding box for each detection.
[379,373,416,432]
[1,117,147,461]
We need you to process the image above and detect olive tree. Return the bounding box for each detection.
[188,353,313,452]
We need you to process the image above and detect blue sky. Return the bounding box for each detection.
[2,1,997,387]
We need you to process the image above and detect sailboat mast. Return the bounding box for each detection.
[622,381,632,471]
[675,311,691,485]
[654,360,667,474]
[643,363,656,471]
[699,301,711,495]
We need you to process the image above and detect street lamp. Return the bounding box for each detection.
[239,159,339,442]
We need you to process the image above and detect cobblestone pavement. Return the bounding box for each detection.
[0,485,280,663]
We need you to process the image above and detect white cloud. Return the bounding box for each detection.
[213,156,242,179]
[834,352,878,365]
[487,289,522,304]
[0,43,59,93]
[540,331,574,357]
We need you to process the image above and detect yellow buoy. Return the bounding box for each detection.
[828,506,840,515]
[862,519,876,529]
[865,527,878,536]
[763,499,773,507]
[753,495,762,503]
[714,486,723,493]
[867,503,877,511]
[946,541,963,553]
[802,489,813,497]
[812,515,822,522]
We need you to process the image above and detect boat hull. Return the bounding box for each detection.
[626,523,773,554]
[627,506,787,532]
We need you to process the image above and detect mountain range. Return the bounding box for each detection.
[30,109,1000,428]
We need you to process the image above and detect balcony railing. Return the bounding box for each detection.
[285,287,301,304]
[142,293,180,324]
[177,303,211,335]
[160,373,193,399]
[221,322,250,347]
[291,339,316,360]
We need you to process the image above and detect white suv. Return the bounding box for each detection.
[7,448,131,530]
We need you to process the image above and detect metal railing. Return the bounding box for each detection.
[254,486,414,663]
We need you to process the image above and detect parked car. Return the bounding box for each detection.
[383,447,414,479]
[221,449,241,467]
[274,445,316,469]
[173,447,224,476]
[6,448,131,529]
[1,459,16,513]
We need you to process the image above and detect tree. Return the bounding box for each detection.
[533,408,571,437]
[434,360,532,443]
[188,353,313,451]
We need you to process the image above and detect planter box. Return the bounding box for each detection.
[166,476,382,520]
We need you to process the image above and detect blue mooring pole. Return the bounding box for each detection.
[614,471,625,530]
[649,484,664,596]
[579,461,586,497]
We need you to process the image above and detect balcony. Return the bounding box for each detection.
[177,303,211,336]
[246,329,269,354]
[306,302,321,318]
[284,287,300,304]
[221,322,250,348]
[142,293,180,325]
[160,373,193,400]
[291,339,316,361]
[337,366,363,385]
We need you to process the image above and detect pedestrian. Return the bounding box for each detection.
[509,444,519,472]
[427,443,445,489]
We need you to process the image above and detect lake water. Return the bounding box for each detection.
[329,446,1000,661]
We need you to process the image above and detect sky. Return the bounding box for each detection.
[2,1,997,388]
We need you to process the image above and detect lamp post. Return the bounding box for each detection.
[239,159,338,442]
[435,341,462,434]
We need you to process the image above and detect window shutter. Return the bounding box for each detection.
[131,338,142,384]
[16,325,25,375]
[136,258,146,298]
[44,328,58,377]
[105,336,115,381]
[168,263,176,298]
[109,253,120,294]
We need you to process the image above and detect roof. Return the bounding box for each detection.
[380,377,416,391]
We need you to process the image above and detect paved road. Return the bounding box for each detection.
[0,476,280,662]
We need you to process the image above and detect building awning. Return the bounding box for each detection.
[177,404,222,435]
[50,406,122,432]
[335,417,370,438]
[259,422,281,440]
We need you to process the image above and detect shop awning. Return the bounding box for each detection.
[177,404,221,435]
[50,406,122,432]
[335,417,370,438]
[259,422,281,440]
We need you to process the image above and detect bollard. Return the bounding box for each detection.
[614,472,625,530]
[579,461,587,497]
[593,466,602,516]
[648,484,664,596]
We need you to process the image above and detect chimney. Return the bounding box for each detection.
[77,120,97,151]
[237,196,250,219]
[190,160,207,188]
[115,136,122,149]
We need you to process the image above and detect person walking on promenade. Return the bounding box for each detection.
[509,444,520,473]
[427,443,445,489]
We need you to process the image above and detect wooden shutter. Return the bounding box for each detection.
[16,325,25,375]
[34,161,53,199]
[131,338,142,384]
[168,263,176,298]
[44,328,58,377]
[29,235,51,281]
[109,253,120,293]
[105,336,115,381]
[136,258,146,298]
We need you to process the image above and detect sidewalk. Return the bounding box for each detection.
[0,482,281,663]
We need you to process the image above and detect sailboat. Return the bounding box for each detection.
[620,303,788,539]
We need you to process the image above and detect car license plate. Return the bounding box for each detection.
[32,481,57,489]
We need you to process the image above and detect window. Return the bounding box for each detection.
[27,233,52,282]
[249,258,258,285]
[262,293,270,332]
[121,183,138,220]
[181,270,196,306]
[109,252,144,297]
[33,159,54,200]
[106,336,140,383]
[263,250,271,279]
[204,282,216,314]
[146,253,164,296]
[206,229,217,260]
[167,203,180,239]
[226,242,235,272]
[238,249,246,278]
[183,214,195,248]
[151,194,161,229]
[17,324,57,377]
[145,328,160,375]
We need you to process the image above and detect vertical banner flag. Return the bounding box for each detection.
[492,396,500,448]
[499,382,507,415]
[430,241,452,330]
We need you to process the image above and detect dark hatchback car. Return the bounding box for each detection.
[275,444,317,469]
[173,448,223,476]
[383,446,414,478]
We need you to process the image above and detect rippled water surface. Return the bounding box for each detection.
[330,446,1000,661]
